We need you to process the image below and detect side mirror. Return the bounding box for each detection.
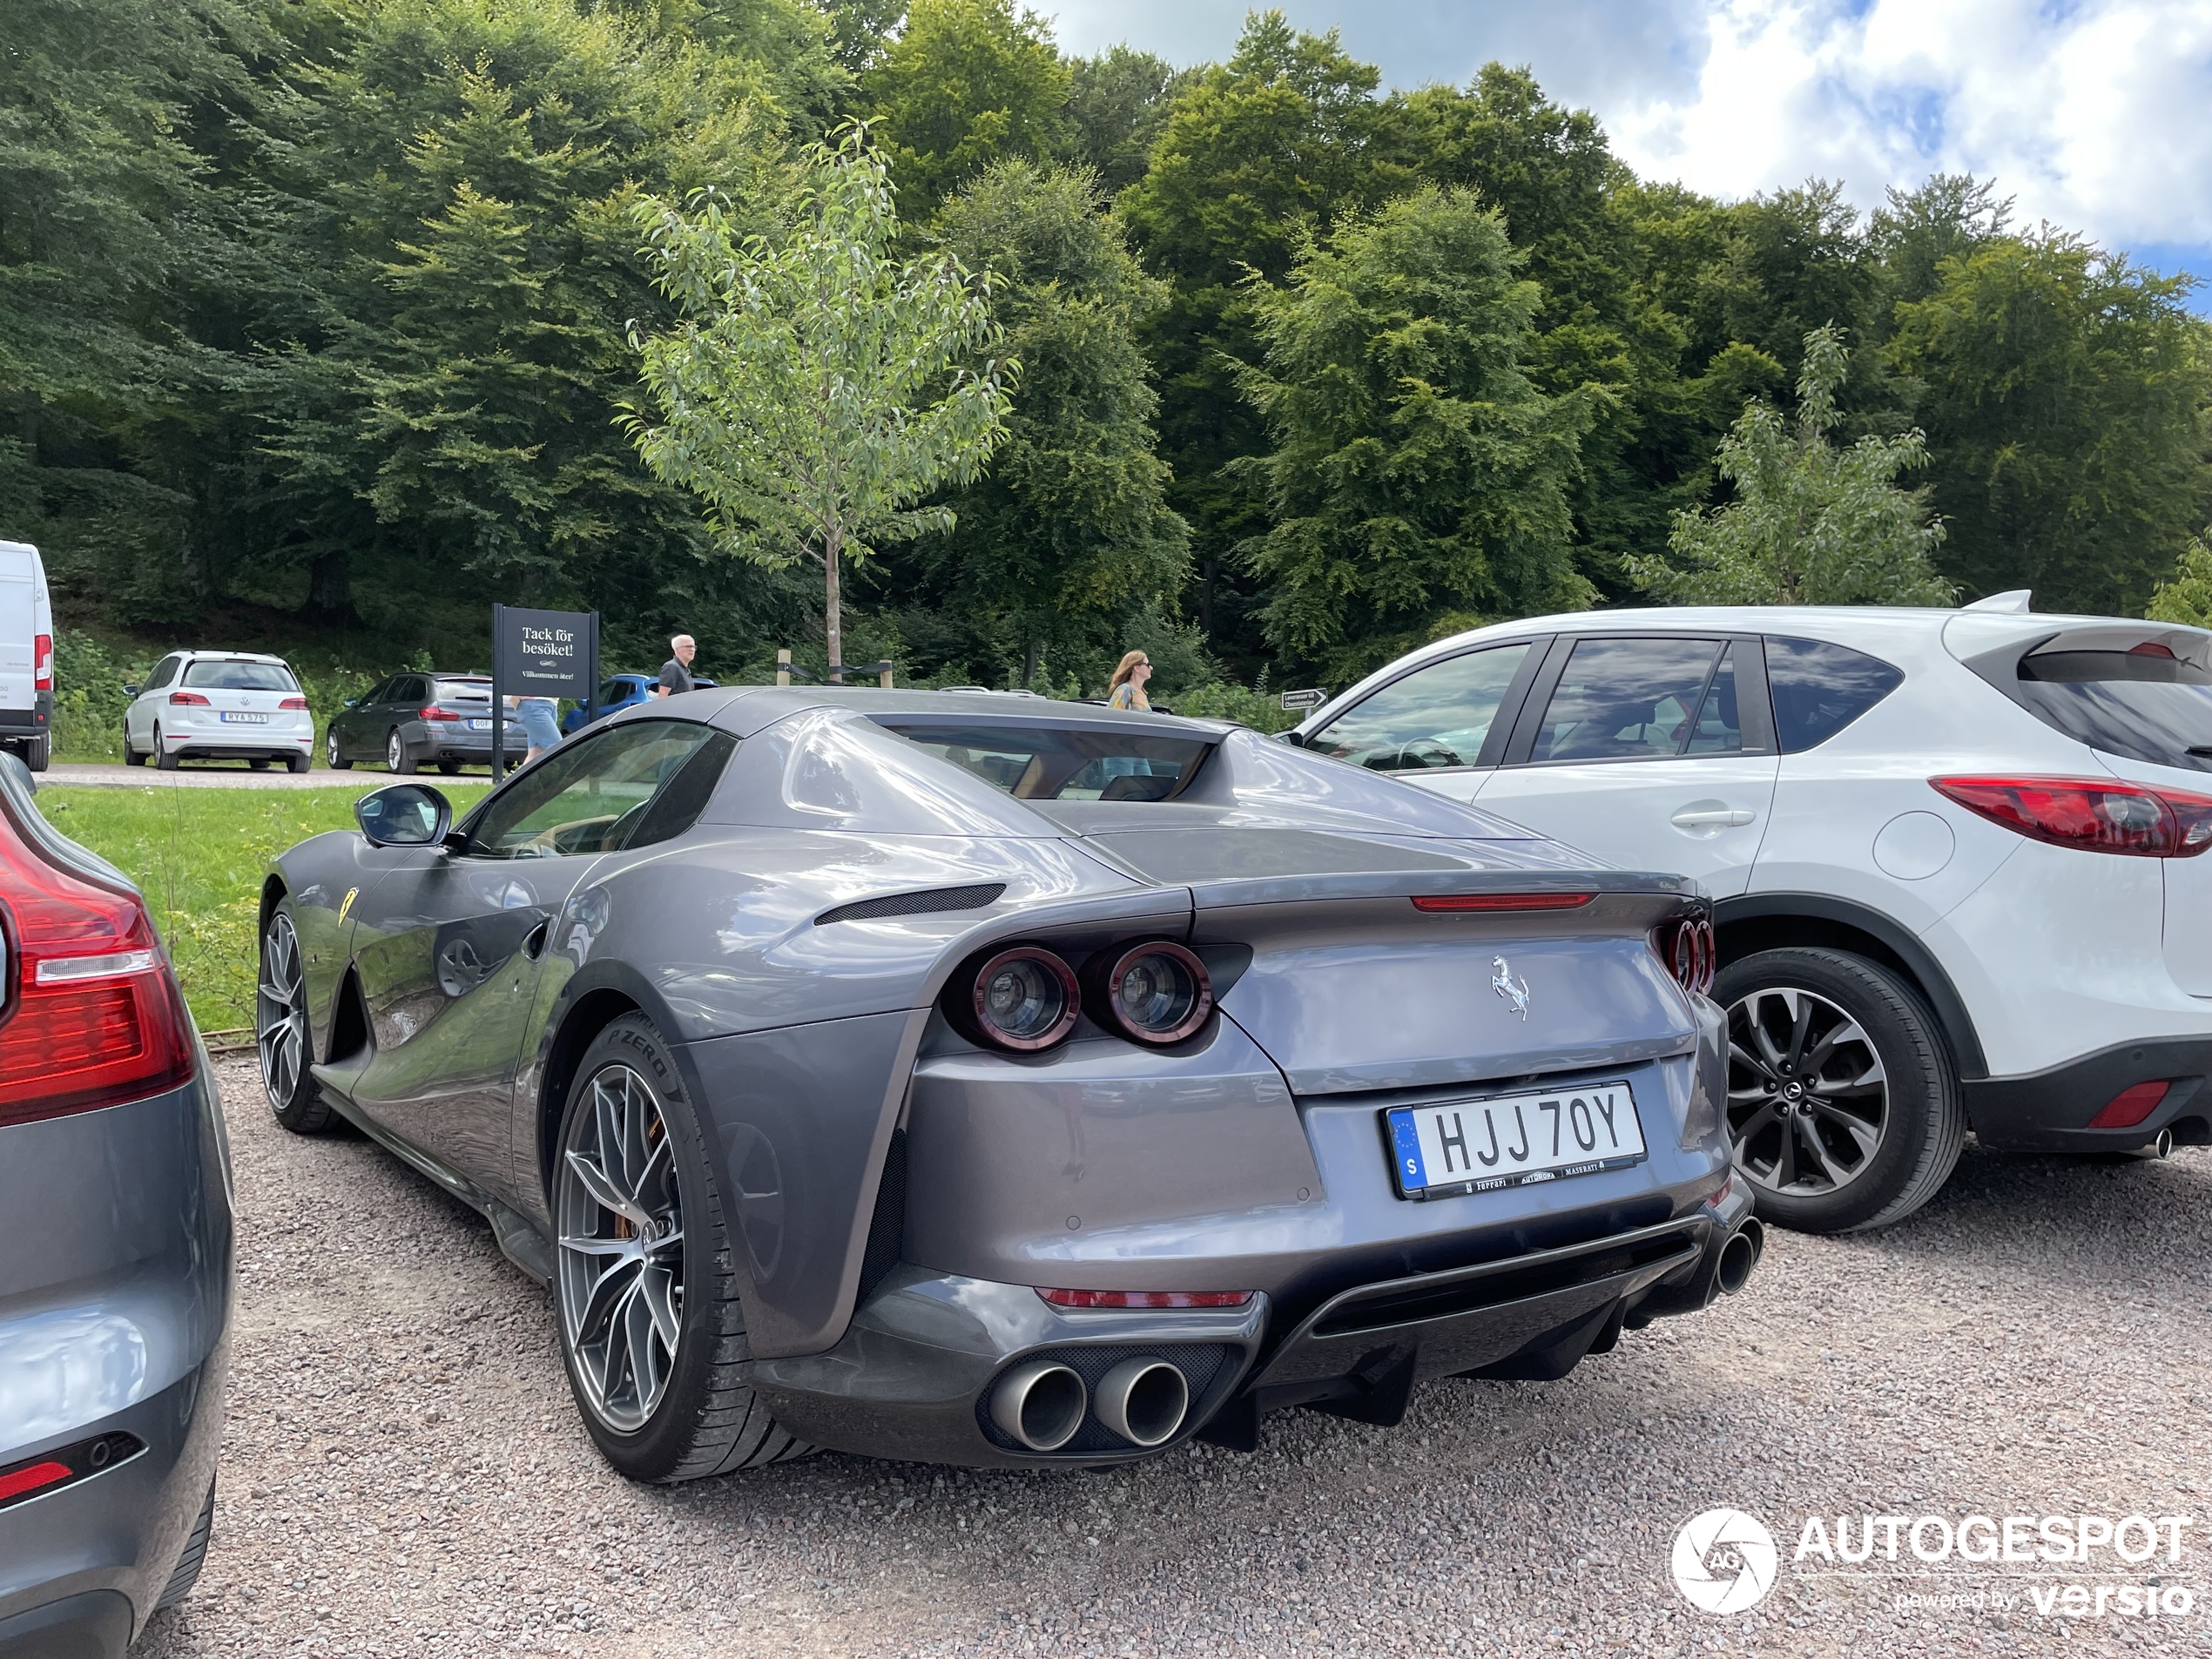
[0,751,35,796]
[354,783,452,847]
[341,697,358,709]
[122,684,139,697]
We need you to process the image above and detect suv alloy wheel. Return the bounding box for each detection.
[1714,947,1965,1233]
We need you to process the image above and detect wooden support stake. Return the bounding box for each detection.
[776,648,791,688]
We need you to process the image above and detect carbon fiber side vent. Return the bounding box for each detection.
[814,883,1006,926]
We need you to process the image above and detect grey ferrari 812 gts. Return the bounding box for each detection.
[256,688,1757,1480]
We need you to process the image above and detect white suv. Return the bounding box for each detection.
[123,650,314,772]
[1285,597,2212,1231]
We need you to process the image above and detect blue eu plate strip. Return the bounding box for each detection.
[1389,1111,1427,1192]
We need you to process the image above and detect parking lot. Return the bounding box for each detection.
[138,1060,2211,1659]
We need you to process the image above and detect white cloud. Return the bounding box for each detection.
[1608,0,2212,248]
[1042,1,2212,260]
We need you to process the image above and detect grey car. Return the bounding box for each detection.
[254,689,1755,1479]
[0,756,232,1656]
[324,671,522,775]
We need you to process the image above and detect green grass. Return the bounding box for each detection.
[35,784,489,1035]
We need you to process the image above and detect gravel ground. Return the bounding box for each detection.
[138,1059,2212,1659]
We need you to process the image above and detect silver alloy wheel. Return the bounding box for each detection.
[386,730,404,771]
[257,913,310,1114]
[327,730,341,767]
[1725,987,1890,1197]
[556,1064,685,1433]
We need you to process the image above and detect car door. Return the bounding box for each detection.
[337,678,392,760]
[129,655,181,749]
[1294,639,1548,804]
[1473,634,1779,896]
[341,720,726,1197]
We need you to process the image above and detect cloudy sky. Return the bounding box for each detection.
[1044,0,2212,307]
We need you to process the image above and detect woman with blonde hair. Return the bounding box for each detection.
[1107,650,1152,711]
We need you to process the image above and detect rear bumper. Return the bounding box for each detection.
[163,723,311,758]
[0,1071,235,1647]
[1964,1036,2212,1151]
[745,1186,1757,1468]
[0,694,50,737]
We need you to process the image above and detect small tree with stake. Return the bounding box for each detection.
[1626,325,1953,608]
[623,124,1015,679]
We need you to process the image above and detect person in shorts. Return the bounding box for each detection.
[505,694,562,765]
[654,634,698,698]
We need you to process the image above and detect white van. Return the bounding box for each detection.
[0,542,53,772]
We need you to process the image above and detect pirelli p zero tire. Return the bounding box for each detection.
[155,1479,216,1610]
[258,902,338,1135]
[1715,947,1965,1235]
[552,1014,811,1483]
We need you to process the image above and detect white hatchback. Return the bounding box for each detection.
[1285,596,2212,1231]
[123,650,314,772]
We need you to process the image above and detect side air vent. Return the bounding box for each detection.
[816,884,1006,926]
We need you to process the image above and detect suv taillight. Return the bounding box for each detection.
[167,691,210,706]
[0,815,193,1128]
[420,705,458,721]
[1930,776,2212,858]
[32,633,51,693]
[280,696,307,711]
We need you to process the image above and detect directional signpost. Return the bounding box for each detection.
[1279,688,1328,712]
[490,605,598,781]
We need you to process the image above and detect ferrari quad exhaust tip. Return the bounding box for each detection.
[1715,1217,1765,1297]
[991,1359,1088,1452]
[1093,1358,1190,1448]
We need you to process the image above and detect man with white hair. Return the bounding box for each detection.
[654,633,697,698]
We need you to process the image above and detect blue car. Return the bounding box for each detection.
[560,671,720,736]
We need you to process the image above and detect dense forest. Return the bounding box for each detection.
[5,0,2209,705]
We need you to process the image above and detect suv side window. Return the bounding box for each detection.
[146,655,181,691]
[464,720,726,860]
[1305,643,1534,773]
[1526,637,1735,764]
[1764,637,1904,752]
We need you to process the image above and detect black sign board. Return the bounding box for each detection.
[490,604,599,780]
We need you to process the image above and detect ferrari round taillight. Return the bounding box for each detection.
[1090,941,1213,1045]
[1653,917,1715,999]
[957,946,1081,1052]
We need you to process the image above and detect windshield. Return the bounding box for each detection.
[2014,646,2212,774]
[876,721,1211,801]
[183,660,297,692]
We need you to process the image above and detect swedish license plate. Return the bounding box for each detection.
[219,711,268,724]
[1385,1082,1646,1201]
[466,718,490,731]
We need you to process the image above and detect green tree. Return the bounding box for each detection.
[2146,526,2212,629]
[1236,185,1604,684]
[1063,45,1192,196]
[207,0,833,666]
[626,125,1017,678]
[1887,234,2212,614]
[1627,326,1952,606]
[897,158,1189,685]
[859,0,1069,207]
[1118,10,1415,669]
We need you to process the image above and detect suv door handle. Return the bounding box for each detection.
[1671,805,1757,829]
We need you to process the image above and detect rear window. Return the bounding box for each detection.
[2013,645,2212,773]
[877,721,1211,801]
[182,660,297,692]
[434,679,492,703]
[1764,637,1905,752]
